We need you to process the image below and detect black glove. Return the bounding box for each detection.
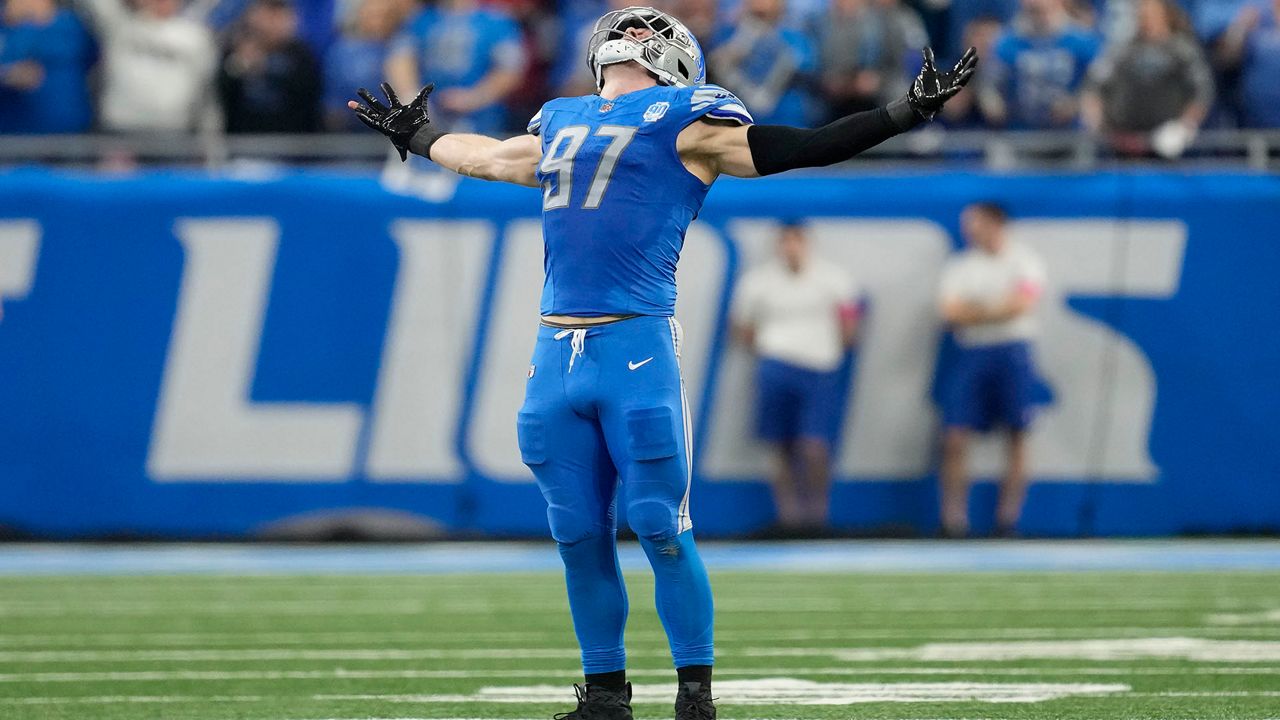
[906,47,978,121]
[351,82,434,161]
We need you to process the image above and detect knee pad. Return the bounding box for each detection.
[547,504,603,546]
[627,498,679,542]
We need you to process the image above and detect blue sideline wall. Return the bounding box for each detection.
[1,168,1277,538]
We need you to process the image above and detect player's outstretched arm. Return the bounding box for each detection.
[684,47,977,179]
[425,133,541,187]
[349,83,539,187]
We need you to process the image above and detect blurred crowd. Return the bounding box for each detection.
[2,0,1279,150]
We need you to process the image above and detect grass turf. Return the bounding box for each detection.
[0,565,1277,719]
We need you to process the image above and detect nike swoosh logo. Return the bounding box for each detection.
[628,357,654,371]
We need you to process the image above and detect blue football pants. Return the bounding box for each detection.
[516,316,714,673]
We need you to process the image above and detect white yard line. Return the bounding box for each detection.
[0,682,1131,708]
[721,627,1280,641]
[2,666,1279,683]
[1206,609,1280,625]
[743,638,1280,662]
[0,695,1013,720]
[316,679,1131,705]
[1131,686,1280,691]
[0,706,1006,720]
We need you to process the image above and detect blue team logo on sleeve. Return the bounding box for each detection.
[688,85,754,126]
[643,102,670,123]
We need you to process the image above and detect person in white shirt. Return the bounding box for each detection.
[77,0,218,133]
[937,202,1046,538]
[732,222,860,533]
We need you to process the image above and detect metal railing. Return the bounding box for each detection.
[2,128,1278,170]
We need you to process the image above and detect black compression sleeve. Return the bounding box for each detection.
[747,98,923,176]
[408,124,449,160]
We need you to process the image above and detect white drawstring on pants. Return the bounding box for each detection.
[553,328,587,373]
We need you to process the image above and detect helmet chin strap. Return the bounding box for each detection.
[594,38,645,89]
[596,38,645,66]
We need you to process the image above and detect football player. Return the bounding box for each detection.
[351,8,976,719]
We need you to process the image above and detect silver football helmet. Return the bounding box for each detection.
[587,6,705,91]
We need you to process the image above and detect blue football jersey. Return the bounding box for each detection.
[529,84,753,317]
[991,27,1100,129]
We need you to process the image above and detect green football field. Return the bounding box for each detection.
[2,565,1279,720]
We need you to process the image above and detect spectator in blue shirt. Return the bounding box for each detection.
[324,0,407,130]
[1217,0,1280,126]
[385,0,526,134]
[711,0,818,126]
[0,0,95,134]
[979,0,1101,128]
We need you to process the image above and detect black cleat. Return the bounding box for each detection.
[554,682,633,720]
[675,681,716,720]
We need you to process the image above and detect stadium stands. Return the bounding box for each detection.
[1,0,1278,150]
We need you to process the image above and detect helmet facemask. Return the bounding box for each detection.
[587,6,704,91]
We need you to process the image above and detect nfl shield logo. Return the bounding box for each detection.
[599,102,614,113]
[643,102,670,122]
